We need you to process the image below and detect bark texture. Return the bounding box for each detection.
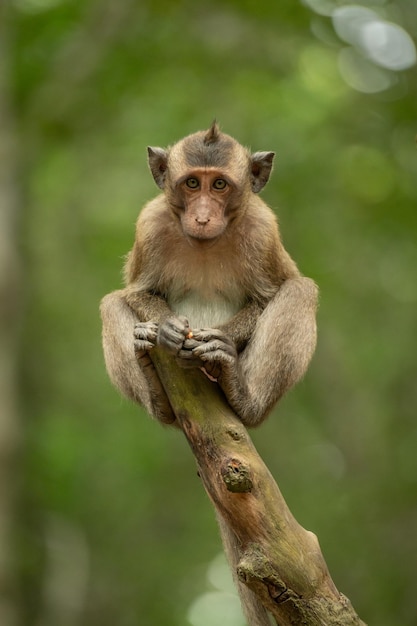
[151,348,366,626]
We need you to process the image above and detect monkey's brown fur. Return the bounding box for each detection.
[100,123,318,625]
[101,122,317,427]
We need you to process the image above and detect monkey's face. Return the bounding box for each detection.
[147,124,275,246]
[172,168,237,243]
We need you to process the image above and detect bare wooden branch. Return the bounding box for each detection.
[151,348,366,626]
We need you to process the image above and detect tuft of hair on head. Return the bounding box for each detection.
[204,120,220,145]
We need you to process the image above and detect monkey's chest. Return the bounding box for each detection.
[168,291,241,328]
[162,243,246,327]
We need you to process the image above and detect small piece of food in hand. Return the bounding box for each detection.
[186,330,193,339]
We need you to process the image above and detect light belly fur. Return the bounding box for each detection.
[169,292,241,329]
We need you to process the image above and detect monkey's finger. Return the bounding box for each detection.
[183,338,202,350]
[177,345,205,361]
[198,350,235,366]
[193,340,236,358]
[134,321,158,329]
[164,315,190,336]
[176,315,191,335]
[134,339,155,353]
[192,328,223,341]
[158,317,191,354]
[134,323,158,341]
[192,329,235,349]
[177,346,194,359]
[158,329,184,350]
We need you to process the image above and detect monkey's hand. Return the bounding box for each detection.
[186,328,239,381]
[186,329,251,421]
[157,315,191,355]
[133,320,159,380]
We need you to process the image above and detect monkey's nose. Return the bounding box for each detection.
[195,216,210,225]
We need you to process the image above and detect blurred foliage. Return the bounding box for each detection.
[4,0,416,624]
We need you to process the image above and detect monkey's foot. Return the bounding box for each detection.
[133,321,158,354]
[189,328,238,381]
[133,321,176,425]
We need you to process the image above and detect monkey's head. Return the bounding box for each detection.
[147,122,275,244]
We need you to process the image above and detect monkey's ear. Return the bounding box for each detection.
[250,151,275,193]
[147,147,168,189]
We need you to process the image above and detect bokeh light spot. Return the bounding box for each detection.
[360,21,417,70]
[338,47,395,93]
[187,591,244,626]
[332,5,416,75]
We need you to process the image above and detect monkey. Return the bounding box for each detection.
[101,122,318,427]
[100,122,318,625]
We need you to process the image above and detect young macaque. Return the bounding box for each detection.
[100,122,318,428]
[100,122,318,626]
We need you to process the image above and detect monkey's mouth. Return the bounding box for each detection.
[186,234,221,248]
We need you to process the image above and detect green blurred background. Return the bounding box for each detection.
[1,0,416,625]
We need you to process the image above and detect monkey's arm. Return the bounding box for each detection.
[125,287,196,358]
[101,290,177,424]
[219,300,264,352]
[125,288,172,322]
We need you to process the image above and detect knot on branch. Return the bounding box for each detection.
[237,550,299,606]
[225,427,246,442]
[221,458,253,493]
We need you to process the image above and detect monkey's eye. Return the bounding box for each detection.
[185,177,200,189]
[212,178,227,190]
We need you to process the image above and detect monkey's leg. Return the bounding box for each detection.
[191,277,318,427]
[100,291,175,424]
[240,277,317,425]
